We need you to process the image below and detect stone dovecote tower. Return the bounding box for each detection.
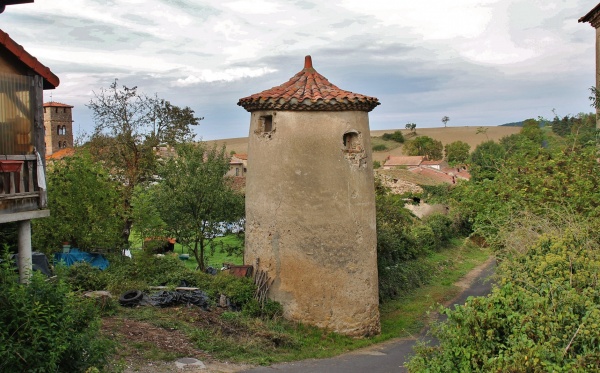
[238,56,381,336]
[43,101,73,156]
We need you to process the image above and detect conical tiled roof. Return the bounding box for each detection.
[237,56,380,112]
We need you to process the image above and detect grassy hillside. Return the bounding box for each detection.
[206,126,521,163]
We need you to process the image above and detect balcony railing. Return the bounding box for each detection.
[0,154,46,214]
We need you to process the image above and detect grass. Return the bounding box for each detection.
[109,237,491,366]
[129,232,244,270]
[371,136,404,152]
[378,239,490,339]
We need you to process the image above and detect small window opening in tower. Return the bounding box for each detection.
[56,126,60,135]
[261,115,273,133]
[343,132,360,153]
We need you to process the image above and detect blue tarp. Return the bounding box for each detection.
[54,249,109,270]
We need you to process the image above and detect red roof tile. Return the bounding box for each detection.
[238,55,380,112]
[0,29,59,89]
[233,153,247,160]
[383,156,423,167]
[44,101,73,108]
[46,147,75,160]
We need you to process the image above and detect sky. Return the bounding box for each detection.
[0,0,597,140]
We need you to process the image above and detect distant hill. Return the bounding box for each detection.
[499,120,549,127]
[500,121,524,127]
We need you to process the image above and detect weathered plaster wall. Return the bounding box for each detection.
[245,110,380,336]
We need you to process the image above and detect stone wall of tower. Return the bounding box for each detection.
[43,105,73,155]
[244,110,380,337]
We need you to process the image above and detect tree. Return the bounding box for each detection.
[131,184,166,250]
[405,122,417,134]
[87,80,201,248]
[441,116,450,127]
[520,118,543,144]
[32,152,123,255]
[405,136,443,160]
[154,143,244,270]
[469,140,506,181]
[444,141,470,165]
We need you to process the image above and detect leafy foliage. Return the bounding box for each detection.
[154,143,245,270]
[444,140,470,165]
[405,136,443,160]
[0,251,113,372]
[551,113,597,146]
[468,140,506,181]
[372,144,388,151]
[33,152,123,255]
[87,80,201,247]
[407,227,600,372]
[381,130,405,143]
[409,112,600,371]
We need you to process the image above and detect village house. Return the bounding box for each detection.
[0,28,58,282]
[227,153,247,177]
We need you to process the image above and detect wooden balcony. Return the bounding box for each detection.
[0,154,48,221]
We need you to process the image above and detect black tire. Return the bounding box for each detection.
[119,290,143,306]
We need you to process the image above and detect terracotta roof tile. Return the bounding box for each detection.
[0,29,59,89]
[238,55,380,112]
[233,153,247,160]
[44,101,73,108]
[383,156,423,167]
[46,147,75,160]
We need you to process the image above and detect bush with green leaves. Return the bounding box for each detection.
[407,228,600,372]
[63,262,107,292]
[372,144,388,152]
[382,130,405,143]
[0,253,113,372]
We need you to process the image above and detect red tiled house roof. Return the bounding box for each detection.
[383,156,424,167]
[237,56,380,112]
[0,29,59,89]
[46,147,75,161]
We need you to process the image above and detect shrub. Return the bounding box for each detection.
[0,252,113,372]
[63,262,107,292]
[372,144,388,152]
[389,130,405,143]
[378,258,434,302]
[407,229,600,372]
[411,225,436,253]
[382,131,405,143]
[424,214,453,248]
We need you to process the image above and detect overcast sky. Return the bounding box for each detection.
[1,0,597,140]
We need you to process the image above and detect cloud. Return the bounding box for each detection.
[222,0,283,14]
[173,67,278,86]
